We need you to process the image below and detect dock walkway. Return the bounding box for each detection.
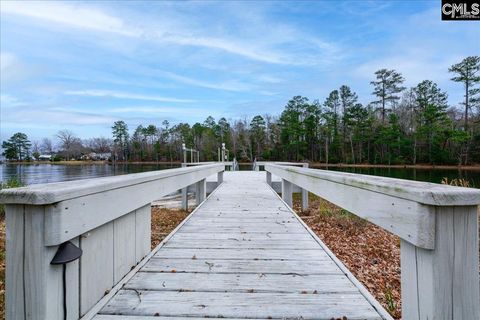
[93,171,384,319]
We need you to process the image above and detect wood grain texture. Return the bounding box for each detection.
[23,205,63,319]
[0,163,224,205]
[113,211,136,283]
[80,222,114,315]
[5,205,25,320]
[99,290,382,319]
[265,163,480,206]
[400,206,480,320]
[266,164,436,249]
[94,171,385,319]
[125,272,359,293]
[142,258,343,275]
[135,205,151,262]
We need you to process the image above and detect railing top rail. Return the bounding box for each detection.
[265,163,480,206]
[0,163,224,205]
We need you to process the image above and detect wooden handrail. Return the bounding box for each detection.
[1,164,225,319]
[265,163,480,319]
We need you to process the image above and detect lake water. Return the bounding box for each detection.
[1,163,479,188]
[0,163,180,185]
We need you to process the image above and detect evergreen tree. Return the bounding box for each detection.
[250,115,266,159]
[449,56,480,131]
[323,90,341,163]
[339,85,359,162]
[371,69,406,123]
[112,121,129,161]
[2,132,31,161]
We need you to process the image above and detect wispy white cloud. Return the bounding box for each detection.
[154,70,253,92]
[0,1,340,66]
[2,105,117,126]
[109,106,209,117]
[64,90,195,103]
[1,1,138,36]
[0,94,26,108]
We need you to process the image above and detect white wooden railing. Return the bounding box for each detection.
[265,163,480,320]
[0,164,225,320]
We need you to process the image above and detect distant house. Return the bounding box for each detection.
[38,154,52,161]
[87,152,112,161]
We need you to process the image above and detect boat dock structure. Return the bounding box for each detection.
[1,162,479,319]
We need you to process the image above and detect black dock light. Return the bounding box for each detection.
[51,241,82,320]
[51,241,82,265]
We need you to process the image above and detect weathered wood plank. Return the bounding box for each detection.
[113,211,136,283]
[265,163,480,206]
[179,225,306,233]
[164,239,320,249]
[5,205,25,320]
[135,204,151,262]
[88,170,387,319]
[94,316,264,320]
[266,164,436,249]
[142,258,343,274]
[23,205,63,319]
[281,179,293,207]
[99,290,382,319]
[80,222,114,315]
[154,248,329,260]
[168,232,314,241]
[125,272,359,293]
[400,206,480,319]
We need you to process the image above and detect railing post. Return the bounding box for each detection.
[217,171,224,186]
[266,171,272,186]
[6,204,79,320]
[180,163,188,210]
[400,205,479,319]
[195,178,206,205]
[301,163,309,211]
[281,179,292,207]
[181,187,188,210]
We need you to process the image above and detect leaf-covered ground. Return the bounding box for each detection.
[151,206,190,249]
[292,193,402,319]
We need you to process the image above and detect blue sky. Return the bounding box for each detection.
[1,0,479,142]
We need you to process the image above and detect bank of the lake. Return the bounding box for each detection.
[1,162,480,187]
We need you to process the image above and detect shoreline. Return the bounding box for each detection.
[1,161,480,170]
[308,163,480,171]
[0,160,182,165]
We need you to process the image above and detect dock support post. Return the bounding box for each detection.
[181,187,188,210]
[400,205,479,319]
[281,179,293,207]
[217,171,223,186]
[301,189,308,211]
[300,163,309,211]
[266,171,272,186]
[195,179,206,205]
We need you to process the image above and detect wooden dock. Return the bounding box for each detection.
[92,172,385,319]
[2,163,479,320]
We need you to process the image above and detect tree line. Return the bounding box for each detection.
[2,56,480,165]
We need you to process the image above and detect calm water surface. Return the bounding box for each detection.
[1,163,479,188]
[0,163,180,185]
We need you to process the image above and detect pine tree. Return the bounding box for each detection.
[2,132,31,161]
[371,69,406,123]
[449,56,480,131]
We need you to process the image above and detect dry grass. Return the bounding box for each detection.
[293,193,402,319]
